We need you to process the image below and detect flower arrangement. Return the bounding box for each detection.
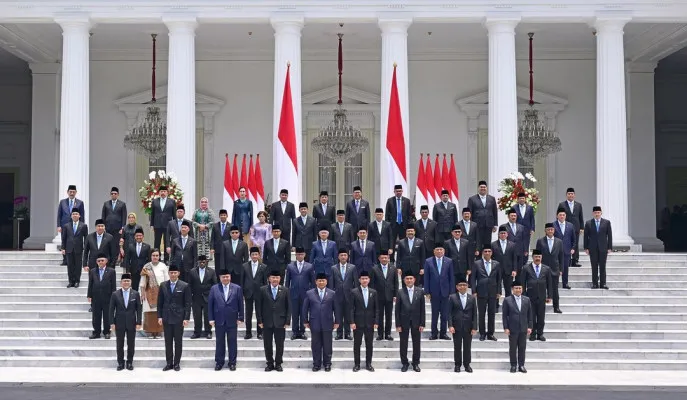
[497,172,541,214]
[139,170,183,215]
[13,196,29,219]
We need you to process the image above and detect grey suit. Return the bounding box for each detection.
[61,221,88,285]
[584,218,613,287]
[558,200,584,264]
[447,292,478,368]
[292,215,318,261]
[345,199,371,233]
[536,236,564,310]
[502,294,533,367]
[395,286,426,366]
[433,201,459,242]
[269,201,296,245]
[109,288,142,364]
[170,236,197,281]
[415,218,438,255]
[459,220,480,260]
[329,263,359,337]
[83,232,117,269]
[467,194,498,251]
[491,239,518,298]
[151,197,176,257]
[101,199,128,246]
[331,221,355,253]
[521,263,552,336]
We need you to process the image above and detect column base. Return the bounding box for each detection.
[23,235,59,251]
[612,234,636,249]
[631,236,664,252]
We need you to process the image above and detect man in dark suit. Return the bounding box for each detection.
[87,253,117,339]
[263,224,291,284]
[345,186,371,233]
[208,269,244,371]
[471,245,502,341]
[536,223,565,313]
[57,184,85,265]
[109,273,142,371]
[396,224,426,286]
[491,226,518,303]
[368,208,394,258]
[521,250,552,341]
[467,181,498,253]
[433,189,459,243]
[395,272,425,372]
[222,225,249,284]
[150,186,176,262]
[445,225,470,284]
[101,187,128,252]
[256,270,291,371]
[514,192,535,261]
[293,203,318,262]
[459,208,481,260]
[302,273,341,371]
[424,245,455,340]
[501,209,528,270]
[157,265,191,371]
[502,281,533,373]
[415,205,438,256]
[122,228,151,292]
[166,205,194,260]
[331,210,355,253]
[584,206,613,289]
[269,189,296,245]
[313,191,336,235]
[448,278,478,373]
[188,255,217,339]
[170,220,197,282]
[61,209,88,288]
[371,252,396,341]
[385,184,412,242]
[310,225,338,277]
[554,208,576,290]
[242,247,267,339]
[83,219,117,270]
[558,188,584,267]
[350,228,376,275]
[329,249,358,340]
[210,209,231,270]
[284,247,314,340]
[350,271,378,372]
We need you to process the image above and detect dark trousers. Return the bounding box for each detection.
[153,228,168,261]
[353,327,374,366]
[215,325,238,365]
[291,297,306,335]
[508,331,527,367]
[91,300,111,335]
[131,270,142,295]
[589,249,608,286]
[263,327,286,366]
[399,326,421,366]
[192,301,211,335]
[377,299,393,337]
[502,274,513,298]
[477,228,493,253]
[107,229,122,257]
[562,256,570,286]
[311,330,333,367]
[551,273,561,310]
[66,251,82,284]
[336,299,351,337]
[430,295,449,336]
[477,296,496,335]
[115,327,136,364]
[391,222,404,243]
[572,231,581,264]
[244,297,262,336]
[303,250,311,263]
[452,329,473,367]
[530,297,546,335]
[163,323,184,366]
[436,231,451,243]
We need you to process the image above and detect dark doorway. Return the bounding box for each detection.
[0,173,15,249]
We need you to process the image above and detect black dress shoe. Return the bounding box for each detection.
[229,364,236,371]
[117,364,125,371]
[104,333,111,339]
[345,335,353,341]
[385,335,394,341]
[126,362,133,371]
[301,334,308,340]
[206,333,212,339]
[275,365,283,372]
[244,334,253,340]
[573,263,582,267]
[265,365,274,372]
[215,364,223,371]
[335,335,343,340]
[190,333,201,339]
[163,364,173,371]
[291,334,298,340]
[412,364,421,372]
[353,365,360,372]
[89,334,100,339]
[487,335,497,341]
[592,284,599,289]
[464,365,473,373]
[74,283,79,288]
[312,366,321,372]
[479,334,486,341]
[429,335,438,340]
[257,333,263,340]
[538,335,547,341]
[88,307,92,312]
[519,366,528,373]
[510,366,517,373]
[376,336,384,341]
[401,365,409,372]
[67,283,74,288]
[454,366,460,373]
[554,309,563,313]
[563,285,571,289]
[440,334,451,340]
[529,334,537,341]
[601,285,609,290]
[324,365,332,372]
[366,364,374,372]
[173,364,180,371]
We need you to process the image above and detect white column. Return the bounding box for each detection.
[595,17,634,246]
[164,17,197,209]
[24,63,61,249]
[271,17,303,201]
[379,18,412,205]
[486,18,519,228]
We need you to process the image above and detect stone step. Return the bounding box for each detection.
[0,252,62,261]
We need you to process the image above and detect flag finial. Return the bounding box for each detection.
[393,62,397,68]
[287,61,290,67]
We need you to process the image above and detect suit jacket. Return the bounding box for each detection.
[263,238,291,274]
[170,236,198,272]
[470,259,502,298]
[157,279,192,324]
[371,263,397,302]
[447,292,478,331]
[521,263,553,301]
[292,215,318,251]
[256,284,291,329]
[423,257,455,298]
[515,204,536,234]
[554,220,576,254]
[491,239,519,275]
[313,203,336,230]
[87,267,117,303]
[57,197,85,228]
[395,286,426,329]
[445,237,470,274]
[242,261,267,299]
[345,199,371,233]
[558,200,584,231]
[459,219,480,255]
[501,222,528,256]
[222,240,249,277]
[330,222,355,252]
[433,201,459,233]
[502,295,533,333]
[101,200,128,233]
[536,236,565,274]
[329,263,359,304]
[385,196,412,226]
[349,287,378,328]
[396,238,426,276]
[284,261,315,299]
[584,218,613,253]
[208,282,244,327]
[109,289,142,331]
[349,239,376,274]
[188,266,218,305]
[166,218,195,244]
[269,201,296,242]
[415,218,438,254]
[368,220,394,255]
[123,242,151,273]
[302,287,341,331]
[467,194,498,229]
[210,221,232,252]
[310,240,338,276]
[61,221,88,253]
[83,232,117,269]
[150,197,176,230]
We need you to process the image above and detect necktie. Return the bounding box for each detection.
[224,286,229,301]
[481,196,485,207]
[281,202,286,213]
[73,222,77,234]
[596,220,600,232]
[322,204,327,214]
[221,223,226,236]
[437,258,442,274]
[363,288,368,307]
[409,288,413,304]
[377,222,382,234]
[232,240,237,253]
[511,223,516,234]
[99,269,104,280]
[298,263,302,273]
[456,240,461,252]
[69,199,74,211]
[516,296,521,311]
[341,265,346,280]
[409,239,413,249]
[548,238,553,252]
[501,241,506,254]
[322,241,326,253]
[274,239,279,251]
[302,216,306,225]
[356,200,360,212]
[485,261,490,275]
[560,222,565,235]
[178,220,182,232]
[272,286,278,300]
[361,241,365,253]
[319,290,324,301]
[112,200,116,211]
[97,235,102,248]
[252,263,257,278]
[170,282,176,292]
[137,243,141,256]
[340,224,344,235]
[423,220,427,229]
[160,198,166,210]
[464,222,470,235]
[123,290,129,306]
[200,268,205,282]
[460,294,466,309]
[182,237,187,249]
[382,265,387,278]
[535,266,540,278]
[396,198,402,224]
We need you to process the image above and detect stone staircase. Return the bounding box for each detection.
[0,251,686,370]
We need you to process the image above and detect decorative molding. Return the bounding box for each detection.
[114,85,225,107]
[302,84,380,105]
[456,86,568,115]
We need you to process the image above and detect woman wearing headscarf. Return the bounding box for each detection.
[139,249,168,338]
[192,197,216,260]
[119,212,143,264]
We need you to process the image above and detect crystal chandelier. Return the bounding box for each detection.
[518,33,562,166]
[123,34,167,161]
[311,30,369,161]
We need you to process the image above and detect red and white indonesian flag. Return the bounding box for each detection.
[276,64,299,201]
[385,65,408,195]
[414,154,427,219]
[223,154,234,220]
[255,155,265,219]
[449,154,460,208]
[425,154,436,214]
[433,154,442,203]
[247,155,259,223]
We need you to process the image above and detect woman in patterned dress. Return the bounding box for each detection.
[139,249,168,338]
[249,211,271,255]
[192,197,215,260]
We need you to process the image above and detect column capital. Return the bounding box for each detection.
[29,63,61,75]
[594,16,630,33]
[484,17,520,33]
[270,16,304,34]
[627,61,657,73]
[163,16,198,33]
[378,18,412,35]
[55,16,91,32]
